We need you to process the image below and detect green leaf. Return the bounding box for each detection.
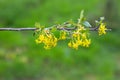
[82,21,92,27]
[35,22,40,28]
[100,17,105,21]
[51,26,57,32]
[78,10,84,24]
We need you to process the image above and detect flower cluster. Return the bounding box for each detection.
[98,23,107,36]
[68,26,91,50]
[35,11,109,50]
[59,31,67,40]
[35,29,57,49]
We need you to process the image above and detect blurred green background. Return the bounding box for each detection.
[0,0,120,80]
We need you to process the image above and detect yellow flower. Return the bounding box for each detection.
[72,32,77,37]
[81,33,87,39]
[72,42,79,50]
[35,34,45,44]
[77,39,82,45]
[68,41,72,47]
[82,39,91,47]
[77,25,86,32]
[43,34,58,49]
[98,23,107,35]
[53,37,57,47]
[36,33,58,49]
[72,32,80,38]
[68,41,79,50]
[59,31,66,40]
[39,34,45,42]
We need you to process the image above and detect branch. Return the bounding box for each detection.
[0,28,37,31]
[0,27,111,31]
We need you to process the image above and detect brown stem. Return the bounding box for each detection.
[0,27,111,31]
[0,28,37,31]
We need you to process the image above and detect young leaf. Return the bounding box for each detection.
[100,17,105,21]
[83,21,92,27]
[78,10,84,24]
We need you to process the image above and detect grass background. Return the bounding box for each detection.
[0,0,120,80]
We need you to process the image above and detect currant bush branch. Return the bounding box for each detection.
[0,11,111,50]
[0,27,111,31]
[34,11,110,50]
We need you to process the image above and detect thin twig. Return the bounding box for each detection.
[0,28,37,31]
[0,27,111,31]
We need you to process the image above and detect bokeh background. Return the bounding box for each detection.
[0,0,120,80]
